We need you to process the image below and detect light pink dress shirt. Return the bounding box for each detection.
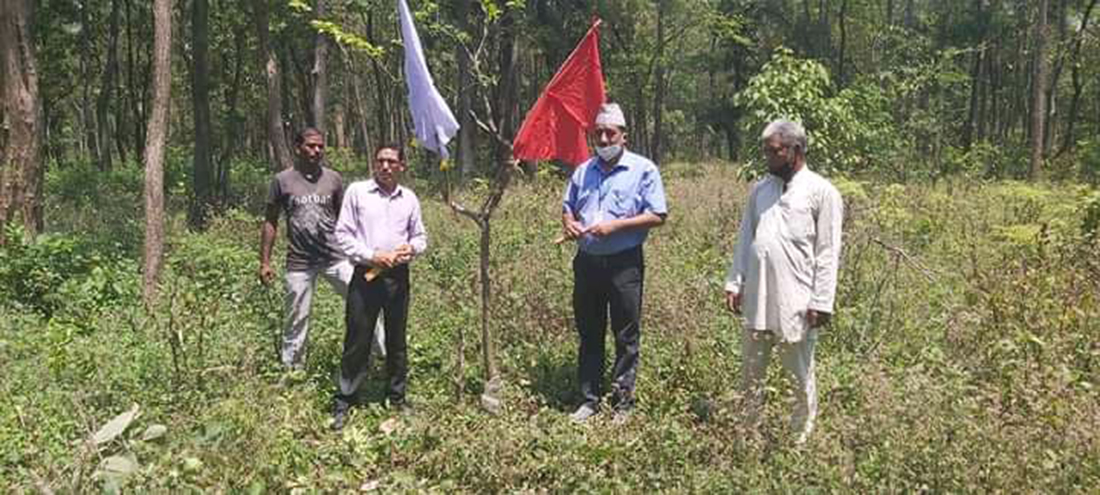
[334,179,428,266]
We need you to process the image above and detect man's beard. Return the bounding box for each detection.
[768,159,795,182]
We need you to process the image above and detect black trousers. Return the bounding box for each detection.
[573,246,644,408]
[338,264,409,404]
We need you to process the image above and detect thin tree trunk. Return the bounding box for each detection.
[79,2,96,160]
[96,0,122,170]
[218,27,246,201]
[1044,0,1069,153]
[309,0,328,131]
[365,11,391,143]
[838,0,849,87]
[494,9,519,165]
[252,0,293,171]
[964,0,985,149]
[1029,0,1050,180]
[1059,0,1098,156]
[143,0,172,304]
[346,54,373,156]
[0,0,42,244]
[190,0,214,227]
[652,1,668,165]
[455,0,476,175]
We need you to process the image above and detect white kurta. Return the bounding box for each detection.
[725,167,843,343]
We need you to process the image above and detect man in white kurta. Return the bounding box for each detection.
[725,119,843,443]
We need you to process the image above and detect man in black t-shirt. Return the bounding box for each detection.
[259,128,382,369]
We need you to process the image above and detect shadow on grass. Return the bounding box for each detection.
[523,349,577,412]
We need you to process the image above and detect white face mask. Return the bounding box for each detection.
[596,144,623,162]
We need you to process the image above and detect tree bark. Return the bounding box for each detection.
[1059,0,1098,155]
[493,9,519,165]
[837,0,849,87]
[652,0,666,166]
[0,0,42,244]
[190,0,214,228]
[455,0,476,175]
[143,0,172,304]
[252,0,293,171]
[309,0,328,131]
[1029,0,1049,180]
[96,0,123,170]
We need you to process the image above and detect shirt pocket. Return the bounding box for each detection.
[784,201,816,242]
[607,189,636,218]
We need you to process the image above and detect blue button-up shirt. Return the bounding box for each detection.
[562,150,668,255]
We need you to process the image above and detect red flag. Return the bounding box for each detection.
[513,20,606,167]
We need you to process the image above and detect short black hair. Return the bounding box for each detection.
[374,143,405,162]
[294,127,324,146]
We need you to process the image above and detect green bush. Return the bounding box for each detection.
[734,47,894,174]
[0,224,137,318]
[1080,138,1100,185]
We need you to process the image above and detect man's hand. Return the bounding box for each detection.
[807,309,831,329]
[394,244,415,264]
[259,263,275,285]
[725,291,742,314]
[585,220,619,238]
[562,217,586,240]
[371,251,400,269]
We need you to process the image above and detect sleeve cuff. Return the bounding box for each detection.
[350,248,375,266]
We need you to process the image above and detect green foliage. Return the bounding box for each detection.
[1079,189,1100,239]
[6,163,1100,491]
[311,20,385,57]
[735,48,893,173]
[1079,138,1100,185]
[0,224,137,319]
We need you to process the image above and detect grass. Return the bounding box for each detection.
[1,161,1098,492]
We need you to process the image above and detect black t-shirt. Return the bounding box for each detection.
[267,165,345,270]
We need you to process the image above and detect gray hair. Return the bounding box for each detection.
[761,119,808,156]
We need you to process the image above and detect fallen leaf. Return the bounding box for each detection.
[141,424,168,442]
[92,405,140,446]
[97,454,140,485]
[360,480,380,492]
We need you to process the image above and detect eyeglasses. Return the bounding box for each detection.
[762,144,786,156]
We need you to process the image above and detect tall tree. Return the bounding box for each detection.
[143,0,172,303]
[1029,0,1050,180]
[96,0,122,170]
[253,0,293,170]
[309,0,328,131]
[0,0,42,243]
[1059,0,1098,155]
[455,0,476,175]
[190,0,214,227]
[653,0,667,166]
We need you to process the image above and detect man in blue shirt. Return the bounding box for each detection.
[561,103,668,423]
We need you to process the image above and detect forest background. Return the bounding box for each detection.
[1,0,1099,491]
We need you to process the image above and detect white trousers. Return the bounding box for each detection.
[282,260,385,368]
[741,327,818,442]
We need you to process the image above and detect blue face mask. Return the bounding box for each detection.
[596,144,623,162]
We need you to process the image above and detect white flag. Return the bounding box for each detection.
[398,0,460,158]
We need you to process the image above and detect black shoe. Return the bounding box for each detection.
[331,398,351,431]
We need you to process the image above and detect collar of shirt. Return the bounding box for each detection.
[592,152,633,175]
[777,166,812,192]
[366,179,405,198]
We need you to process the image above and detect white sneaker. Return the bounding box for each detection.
[569,403,598,423]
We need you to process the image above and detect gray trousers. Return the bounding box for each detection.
[282,260,385,368]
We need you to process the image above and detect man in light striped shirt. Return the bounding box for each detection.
[330,144,428,430]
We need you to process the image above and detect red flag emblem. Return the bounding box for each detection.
[512,20,606,167]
